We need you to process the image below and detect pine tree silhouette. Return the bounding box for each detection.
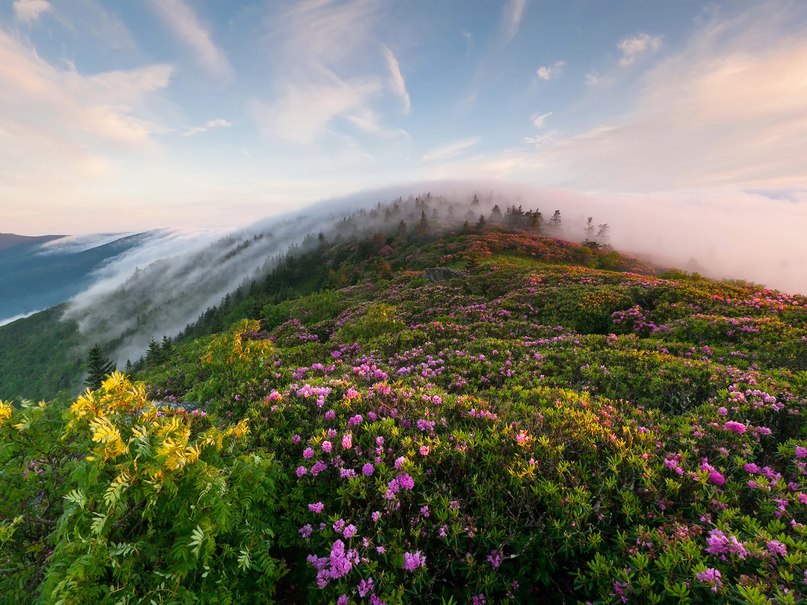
[84,344,115,390]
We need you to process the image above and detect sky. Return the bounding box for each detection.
[2,0,807,235]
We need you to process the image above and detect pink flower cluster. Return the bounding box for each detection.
[402,550,426,572]
[695,567,723,592]
[307,540,359,587]
[704,528,747,559]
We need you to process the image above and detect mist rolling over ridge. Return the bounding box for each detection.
[0,231,154,323]
[52,182,806,366]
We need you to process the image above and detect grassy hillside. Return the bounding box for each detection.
[1,227,806,603]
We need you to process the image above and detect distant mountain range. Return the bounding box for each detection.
[0,232,150,324]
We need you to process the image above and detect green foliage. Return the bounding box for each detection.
[84,344,116,391]
[0,306,83,401]
[2,229,807,603]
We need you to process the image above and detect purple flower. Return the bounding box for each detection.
[664,457,684,475]
[696,567,723,592]
[487,549,503,568]
[296,465,308,477]
[299,524,313,538]
[766,540,787,556]
[342,433,353,450]
[348,414,363,427]
[403,550,426,572]
[303,447,315,459]
[723,421,746,434]
[416,419,435,432]
[343,524,357,539]
[337,596,349,605]
[311,460,327,476]
[322,441,332,453]
[704,528,747,559]
[743,463,760,474]
[328,540,355,579]
[362,463,375,476]
[397,473,415,490]
[394,456,407,470]
[357,577,375,597]
[371,511,381,523]
[325,410,336,420]
[796,446,807,459]
[308,502,325,513]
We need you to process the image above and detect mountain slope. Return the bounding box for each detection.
[0,233,64,251]
[0,232,150,322]
[1,226,805,603]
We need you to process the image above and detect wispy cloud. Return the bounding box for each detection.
[0,27,173,230]
[381,45,411,113]
[345,108,409,139]
[536,60,565,81]
[149,0,231,78]
[423,137,479,162]
[541,9,807,190]
[502,0,527,43]
[13,0,50,23]
[181,118,233,137]
[584,71,615,89]
[250,0,404,146]
[531,111,553,128]
[250,74,382,145]
[618,33,662,66]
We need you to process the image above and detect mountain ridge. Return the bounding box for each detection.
[0,222,805,603]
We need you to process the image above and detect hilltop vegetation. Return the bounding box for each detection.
[1,223,806,604]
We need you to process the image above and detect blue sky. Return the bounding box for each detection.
[3,0,807,234]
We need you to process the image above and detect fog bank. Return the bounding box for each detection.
[61,181,806,364]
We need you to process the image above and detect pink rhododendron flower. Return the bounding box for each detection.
[696,567,722,592]
[403,550,426,571]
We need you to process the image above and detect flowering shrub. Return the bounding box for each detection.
[2,231,806,603]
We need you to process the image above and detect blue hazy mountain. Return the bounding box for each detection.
[0,232,151,324]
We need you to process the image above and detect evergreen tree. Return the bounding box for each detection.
[549,210,562,232]
[489,204,503,223]
[415,210,429,236]
[584,217,595,242]
[84,344,115,390]
[596,223,610,245]
[146,338,162,365]
[528,210,543,232]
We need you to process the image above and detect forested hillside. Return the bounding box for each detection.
[1,222,806,604]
